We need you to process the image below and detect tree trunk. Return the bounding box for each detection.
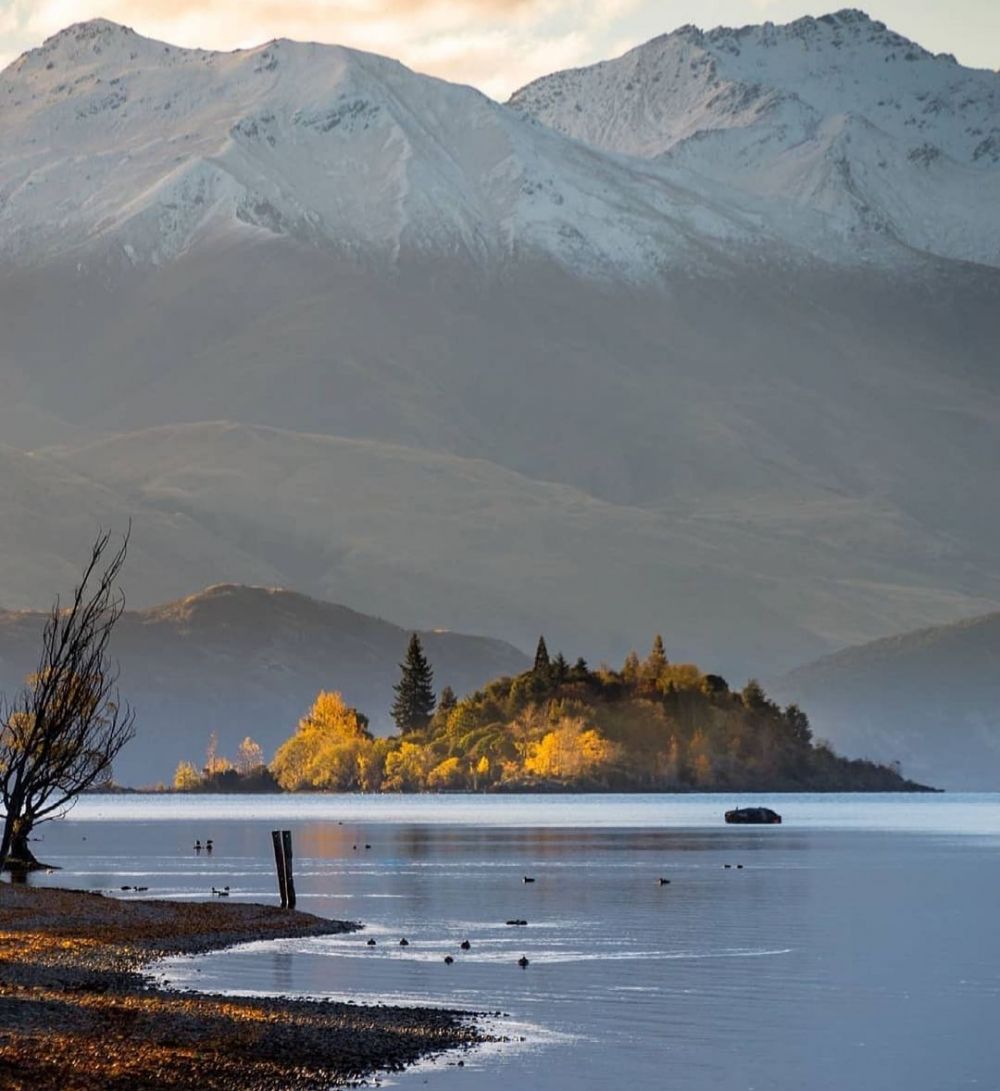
[3,816,43,871]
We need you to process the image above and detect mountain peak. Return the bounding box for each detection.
[6,17,177,77]
[38,18,140,56]
[509,9,1000,267]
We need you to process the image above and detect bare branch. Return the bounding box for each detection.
[0,528,135,868]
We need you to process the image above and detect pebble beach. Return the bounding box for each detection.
[0,883,482,1090]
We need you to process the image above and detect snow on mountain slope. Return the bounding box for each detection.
[509,9,1000,267]
[0,19,769,280]
[1,17,999,678]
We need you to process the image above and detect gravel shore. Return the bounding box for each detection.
[0,883,483,1090]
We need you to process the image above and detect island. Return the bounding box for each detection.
[174,636,931,794]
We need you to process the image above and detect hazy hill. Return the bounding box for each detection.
[0,584,528,786]
[775,613,1000,789]
[44,421,997,676]
[0,15,998,679]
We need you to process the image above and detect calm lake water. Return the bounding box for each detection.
[29,793,1000,1090]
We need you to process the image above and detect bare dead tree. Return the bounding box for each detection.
[0,529,135,870]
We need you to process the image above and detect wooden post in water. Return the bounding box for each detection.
[271,829,289,908]
[281,829,296,910]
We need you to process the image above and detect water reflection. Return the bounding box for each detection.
[27,796,1000,1091]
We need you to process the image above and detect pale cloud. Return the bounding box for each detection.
[0,0,641,95]
[1,0,997,97]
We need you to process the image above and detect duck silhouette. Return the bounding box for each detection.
[460,940,471,951]
[211,886,230,897]
[399,938,409,947]
[522,876,536,883]
[444,955,454,965]
[517,956,530,968]
[657,878,671,886]
[366,938,377,947]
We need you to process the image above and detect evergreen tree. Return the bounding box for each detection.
[533,635,551,675]
[621,650,641,684]
[552,653,569,683]
[437,685,458,716]
[647,634,668,673]
[741,679,770,711]
[783,704,813,747]
[392,634,436,734]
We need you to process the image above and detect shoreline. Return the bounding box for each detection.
[0,883,483,1090]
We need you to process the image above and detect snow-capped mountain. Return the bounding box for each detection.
[0,19,770,280]
[0,16,999,679]
[510,9,1000,267]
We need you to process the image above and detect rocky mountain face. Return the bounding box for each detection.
[775,612,1000,789]
[510,8,1000,268]
[0,13,998,696]
[0,585,528,786]
[0,18,760,278]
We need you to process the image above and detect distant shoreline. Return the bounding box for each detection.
[0,884,481,1089]
[91,783,941,796]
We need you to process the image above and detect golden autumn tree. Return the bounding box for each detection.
[271,691,373,791]
[236,736,265,775]
[524,717,618,780]
[426,756,464,790]
[173,760,202,791]
[382,741,435,792]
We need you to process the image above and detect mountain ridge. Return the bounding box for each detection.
[775,610,1000,788]
[0,582,529,786]
[509,8,1000,268]
[0,13,998,688]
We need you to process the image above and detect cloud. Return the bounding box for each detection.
[5,1,993,97]
[0,0,644,96]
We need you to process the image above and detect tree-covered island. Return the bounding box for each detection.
[175,635,930,793]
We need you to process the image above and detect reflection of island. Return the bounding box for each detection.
[176,636,931,794]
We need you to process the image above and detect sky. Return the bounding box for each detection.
[0,0,998,99]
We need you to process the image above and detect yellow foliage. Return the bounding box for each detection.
[426,756,463,789]
[271,691,373,791]
[446,700,480,736]
[173,761,202,791]
[523,718,617,779]
[204,730,234,776]
[300,691,370,740]
[688,728,714,785]
[236,736,265,775]
[657,664,704,692]
[382,741,435,792]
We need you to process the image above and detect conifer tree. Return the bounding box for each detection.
[392,634,436,734]
[622,650,641,684]
[552,653,569,683]
[437,685,457,716]
[647,634,668,673]
[533,635,551,675]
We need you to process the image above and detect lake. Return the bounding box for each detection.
[28,793,1000,1090]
